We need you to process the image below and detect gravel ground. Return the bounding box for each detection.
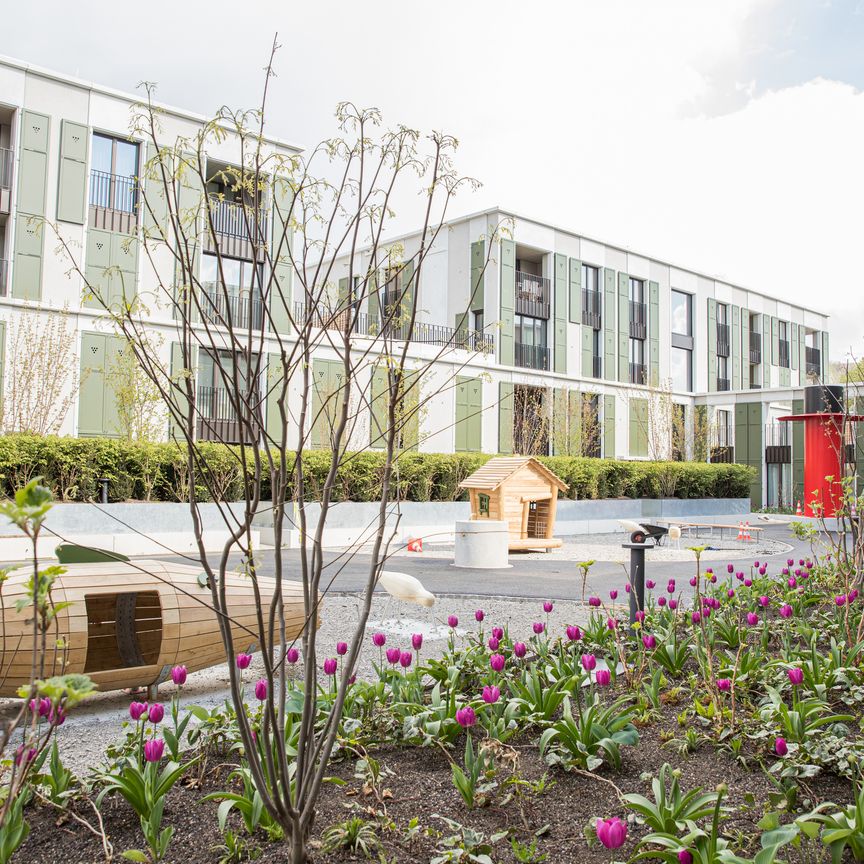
[26,593,590,774]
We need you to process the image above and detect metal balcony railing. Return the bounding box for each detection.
[629,300,647,339]
[806,346,821,377]
[749,330,761,364]
[591,355,602,378]
[717,377,730,392]
[515,271,550,318]
[196,385,244,444]
[713,424,733,448]
[629,362,647,385]
[292,302,495,353]
[582,289,602,329]
[515,342,550,371]
[0,147,12,190]
[0,259,7,297]
[89,169,137,214]
[207,196,268,241]
[201,285,265,330]
[779,340,790,369]
[765,422,792,464]
[716,322,730,357]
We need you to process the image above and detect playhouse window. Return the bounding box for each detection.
[478,494,490,517]
[84,591,163,672]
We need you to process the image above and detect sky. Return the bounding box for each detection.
[2,0,863,360]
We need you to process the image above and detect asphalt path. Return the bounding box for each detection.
[136,522,812,604]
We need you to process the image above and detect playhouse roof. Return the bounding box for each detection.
[458,457,568,493]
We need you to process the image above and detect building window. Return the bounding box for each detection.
[582,264,600,293]
[778,321,790,368]
[670,346,692,392]
[515,314,548,370]
[717,354,730,390]
[90,133,139,214]
[671,290,692,337]
[478,493,490,517]
[591,328,602,378]
[581,264,601,328]
[200,254,264,330]
[473,310,484,333]
[629,337,646,384]
[629,277,645,304]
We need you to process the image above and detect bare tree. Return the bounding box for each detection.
[0,306,81,435]
[106,331,166,441]
[56,43,500,863]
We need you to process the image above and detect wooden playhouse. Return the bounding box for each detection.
[459,457,568,551]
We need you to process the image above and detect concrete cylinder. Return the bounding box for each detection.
[453,520,510,569]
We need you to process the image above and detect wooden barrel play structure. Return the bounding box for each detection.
[0,558,316,697]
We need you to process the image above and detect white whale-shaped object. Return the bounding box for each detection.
[378,570,436,608]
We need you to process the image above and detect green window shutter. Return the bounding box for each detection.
[311,359,345,450]
[455,376,468,452]
[648,280,659,386]
[617,272,629,383]
[821,332,829,380]
[707,298,717,392]
[169,342,198,443]
[629,398,648,458]
[790,322,798,370]
[12,214,43,301]
[581,325,593,378]
[17,111,50,218]
[499,239,515,366]
[110,232,139,307]
[467,377,482,451]
[554,253,567,374]
[748,402,763,508]
[102,337,126,437]
[79,333,107,436]
[265,354,285,442]
[568,390,582,455]
[470,240,485,312]
[369,366,388,448]
[84,228,112,308]
[400,260,416,324]
[57,120,88,224]
[568,258,581,324]
[734,404,748,463]
[455,376,481,452]
[603,394,616,458]
[498,381,513,454]
[142,144,172,240]
[771,317,779,365]
[367,271,379,333]
[270,176,293,334]
[337,277,350,312]
[603,269,616,381]
[731,305,740,391]
[401,370,420,451]
[552,387,567,455]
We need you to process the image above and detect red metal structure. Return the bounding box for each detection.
[779,385,862,518]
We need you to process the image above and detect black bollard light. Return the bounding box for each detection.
[98,477,110,504]
[623,540,651,627]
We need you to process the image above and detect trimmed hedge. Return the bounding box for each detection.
[0,435,754,503]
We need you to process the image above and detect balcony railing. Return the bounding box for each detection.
[713,424,733,448]
[207,196,269,242]
[629,301,647,339]
[591,355,602,378]
[716,322,730,357]
[515,342,550,371]
[749,330,761,364]
[629,362,647,385]
[515,271,550,318]
[778,340,790,369]
[0,147,12,190]
[0,259,7,297]
[201,284,265,331]
[806,346,821,377]
[765,422,792,464]
[292,302,495,353]
[582,289,602,329]
[89,169,137,214]
[717,377,730,392]
[196,385,243,444]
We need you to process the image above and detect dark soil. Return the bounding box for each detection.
[16,702,853,864]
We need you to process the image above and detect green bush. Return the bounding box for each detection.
[0,434,754,503]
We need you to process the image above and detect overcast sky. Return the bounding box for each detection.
[3,0,863,360]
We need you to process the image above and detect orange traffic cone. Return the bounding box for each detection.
[795,500,802,516]
[744,521,752,541]
[407,537,423,553]
[736,522,745,541]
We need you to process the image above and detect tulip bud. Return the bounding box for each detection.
[412,633,423,651]
[323,657,338,676]
[254,679,268,701]
[286,647,300,663]
[144,738,165,763]
[336,642,348,656]
[236,652,252,670]
[490,653,505,672]
[171,665,187,686]
[148,703,165,724]
[513,641,527,658]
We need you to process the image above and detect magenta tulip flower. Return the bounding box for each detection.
[490,653,506,672]
[286,647,299,664]
[148,703,165,724]
[254,679,268,701]
[609,590,618,601]
[336,641,348,656]
[691,611,701,624]
[788,577,797,589]
[658,596,667,607]
[581,653,597,672]
[716,678,732,692]
[543,601,554,613]
[385,647,400,665]
[746,612,759,625]
[399,651,412,668]
[787,667,803,686]
[566,625,582,642]
[759,596,770,607]
[642,634,656,650]
[678,850,694,864]
[412,633,423,651]
[533,621,545,635]
[596,817,627,849]
[488,636,500,651]
[456,705,476,728]
[448,615,459,628]
[634,610,646,622]
[513,641,527,658]
[646,580,656,589]
[596,668,611,686]
[129,701,148,722]
[15,746,36,766]
[491,626,504,640]
[49,706,66,727]
[775,737,788,756]
[727,589,735,598]
[236,652,252,670]
[31,697,51,717]
[323,658,338,676]
[744,578,752,587]
[850,590,859,603]
[588,596,601,607]
[779,604,793,619]
[727,563,734,574]
[475,609,485,623]
[689,576,697,587]
[482,685,500,704]
[171,665,187,686]
[144,738,165,763]
[372,632,386,647]
[835,594,847,606]
[669,599,678,610]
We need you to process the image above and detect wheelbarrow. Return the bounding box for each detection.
[629,523,669,546]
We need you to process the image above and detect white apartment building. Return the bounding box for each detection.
[0,56,836,510]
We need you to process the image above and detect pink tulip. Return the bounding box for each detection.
[323,658,338,676]
[642,634,656,650]
[129,701,148,722]
[148,703,164,724]
[747,612,759,625]
[596,668,611,686]
[456,706,476,727]
[596,816,627,850]
[609,590,618,601]
[372,632,386,647]
[171,665,187,686]
[448,615,459,628]
[744,578,752,587]
[491,626,504,640]
[588,596,601,607]
[689,576,697,587]
[566,625,582,642]
[658,596,667,607]
[634,610,646,622]
[513,642,527,658]
[490,653,505,672]
[779,604,793,619]
[286,647,300,664]
[412,633,423,650]
[646,580,655,589]
[144,738,165,763]
[533,621,545,635]
[254,679,268,701]
[787,667,803,686]
[543,601,554,613]
[678,850,693,864]
[236,653,252,670]
[385,648,400,665]
[581,654,597,671]
[399,651,412,668]
[336,642,348,656]
[475,609,485,622]
[775,737,788,756]
[759,596,770,607]
[727,563,734,574]
[691,611,701,624]
[482,685,500,704]
[716,678,732,692]
[669,599,678,610]
[488,637,500,651]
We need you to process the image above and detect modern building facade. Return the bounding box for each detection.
[0,56,840,510]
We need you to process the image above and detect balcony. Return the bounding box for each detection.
[515,342,550,371]
[749,330,761,364]
[196,385,243,444]
[806,346,821,377]
[717,377,730,392]
[201,284,265,331]
[716,322,730,358]
[0,147,12,214]
[765,422,791,464]
[629,301,647,339]
[515,271,550,319]
[591,355,602,378]
[205,195,268,260]
[582,289,602,329]
[629,362,647,385]
[778,340,790,369]
[293,302,495,353]
[0,259,7,297]
[89,169,137,233]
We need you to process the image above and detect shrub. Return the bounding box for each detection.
[0,434,754,503]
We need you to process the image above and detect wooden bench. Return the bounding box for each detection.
[658,519,764,541]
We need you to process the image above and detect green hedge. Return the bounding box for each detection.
[0,435,754,503]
